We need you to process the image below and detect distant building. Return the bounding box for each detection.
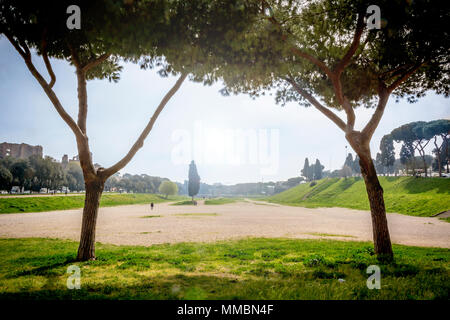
[67,153,96,167]
[62,154,69,168]
[0,142,43,159]
[68,155,82,166]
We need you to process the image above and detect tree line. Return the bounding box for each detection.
[378,120,449,177]
[301,155,361,180]
[0,155,176,194]
[0,155,83,192]
[301,158,325,181]
[305,119,450,180]
[105,173,170,194]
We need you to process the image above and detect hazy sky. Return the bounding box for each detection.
[1,38,449,184]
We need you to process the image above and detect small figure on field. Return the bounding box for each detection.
[150,202,154,210]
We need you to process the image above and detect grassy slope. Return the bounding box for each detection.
[204,198,238,205]
[267,177,450,216]
[0,194,187,214]
[0,238,448,300]
[172,198,239,205]
[171,200,197,206]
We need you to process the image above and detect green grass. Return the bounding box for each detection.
[0,238,448,300]
[175,213,218,217]
[305,233,357,238]
[0,194,187,214]
[439,217,450,223]
[204,198,238,205]
[140,215,162,219]
[0,192,86,196]
[266,177,450,217]
[171,200,197,206]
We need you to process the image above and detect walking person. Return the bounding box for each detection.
[150,202,154,210]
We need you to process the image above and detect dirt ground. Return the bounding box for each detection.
[0,199,449,248]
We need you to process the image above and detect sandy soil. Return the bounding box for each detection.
[0,199,449,248]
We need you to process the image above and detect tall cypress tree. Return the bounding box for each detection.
[314,159,324,180]
[344,153,354,172]
[188,160,200,202]
[380,135,395,175]
[301,158,310,181]
[353,156,361,175]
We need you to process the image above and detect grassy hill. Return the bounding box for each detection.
[267,177,450,217]
[0,194,187,214]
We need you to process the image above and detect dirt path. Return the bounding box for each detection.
[0,201,449,248]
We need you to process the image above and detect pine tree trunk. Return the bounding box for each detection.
[434,137,442,177]
[358,153,394,262]
[422,156,427,177]
[77,179,104,261]
[445,136,449,173]
[437,153,442,177]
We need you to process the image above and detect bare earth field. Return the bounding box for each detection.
[0,199,448,248]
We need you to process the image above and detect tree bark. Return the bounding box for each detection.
[445,136,449,173]
[415,142,429,177]
[77,179,104,261]
[346,131,394,262]
[434,136,442,177]
[422,156,427,177]
[358,151,394,262]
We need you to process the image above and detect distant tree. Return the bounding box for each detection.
[340,165,352,179]
[158,180,178,199]
[375,153,384,175]
[400,143,415,175]
[432,139,449,174]
[393,159,403,176]
[301,158,311,181]
[307,165,314,181]
[66,162,84,191]
[188,160,200,201]
[423,120,450,176]
[105,173,165,194]
[344,154,354,175]
[27,155,65,191]
[329,170,341,178]
[287,177,304,187]
[0,165,13,190]
[10,159,34,189]
[388,120,450,177]
[379,135,395,175]
[352,156,361,175]
[391,122,433,176]
[314,159,324,180]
